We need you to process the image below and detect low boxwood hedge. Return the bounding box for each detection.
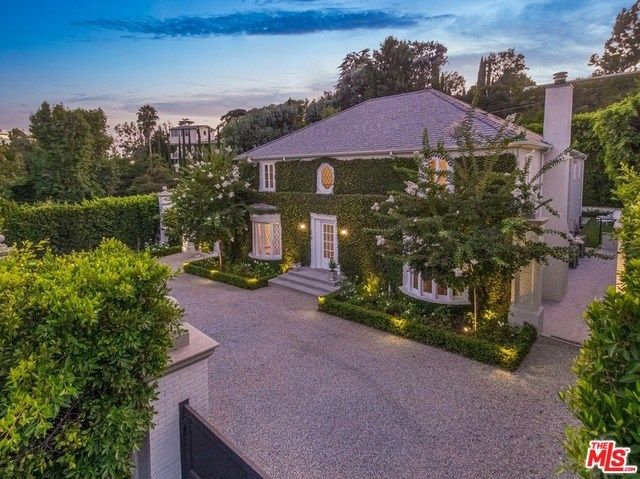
[183,258,274,290]
[318,295,537,371]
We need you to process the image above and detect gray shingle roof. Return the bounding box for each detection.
[238,89,546,160]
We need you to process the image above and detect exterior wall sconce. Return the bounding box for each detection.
[298,222,307,231]
[340,228,348,236]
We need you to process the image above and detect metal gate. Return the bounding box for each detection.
[179,401,270,479]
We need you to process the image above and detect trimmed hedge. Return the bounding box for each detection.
[318,295,537,371]
[0,194,158,253]
[183,258,274,290]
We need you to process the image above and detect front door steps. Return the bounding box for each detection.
[268,266,341,296]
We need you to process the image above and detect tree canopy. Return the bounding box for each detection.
[590,0,640,75]
[334,36,465,109]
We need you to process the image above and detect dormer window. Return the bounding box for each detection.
[260,162,276,191]
[317,163,334,194]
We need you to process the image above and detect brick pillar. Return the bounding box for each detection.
[133,322,218,479]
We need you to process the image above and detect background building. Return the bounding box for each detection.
[169,125,215,164]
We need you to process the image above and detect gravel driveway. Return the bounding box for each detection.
[168,270,579,479]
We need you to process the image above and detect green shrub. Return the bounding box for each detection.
[561,173,640,477]
[183,257,279,290]
[0,194,158,254]
[0,239,181,478]
[318,295,537,371]
[146,242,182,258]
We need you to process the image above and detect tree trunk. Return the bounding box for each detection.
[473,287,478,331]
[218,241,223,270]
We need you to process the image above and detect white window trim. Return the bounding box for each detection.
[400,265,469,305]
[316,163,335,194]
[249,213,282,260]
[259,161,276,192]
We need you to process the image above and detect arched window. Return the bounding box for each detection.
[317,163,335,194]
[250,213,282,260]
[401,265,469,304]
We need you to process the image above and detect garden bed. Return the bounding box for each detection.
[318,284,537,371]
[183,257,280,290]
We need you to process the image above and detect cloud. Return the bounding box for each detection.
[77,9,452,38]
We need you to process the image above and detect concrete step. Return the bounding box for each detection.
[279,272,339,291]
[268,277,335,297]
[286,267,342,286]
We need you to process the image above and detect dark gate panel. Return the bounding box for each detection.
[180,401,270,479]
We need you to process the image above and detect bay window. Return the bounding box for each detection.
[250,213,282,260]
[401,265,469,304]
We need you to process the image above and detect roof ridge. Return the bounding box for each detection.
[238,90,435,158]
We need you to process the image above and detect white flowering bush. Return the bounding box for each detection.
[371,110,572,322]
[164,150,249,266]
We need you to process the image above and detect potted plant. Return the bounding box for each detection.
[328,258,338,281]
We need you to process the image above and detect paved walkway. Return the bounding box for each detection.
[166,269,581,479]
[542,256,617,344]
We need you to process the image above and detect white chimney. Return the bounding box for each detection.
[543,71,573,152]
[541,71,574,302]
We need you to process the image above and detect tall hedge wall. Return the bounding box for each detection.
[247,191,401,284]
[572,112,619,207]
[274,157,417,194]
[0,194,158,253]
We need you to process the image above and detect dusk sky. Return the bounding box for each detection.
[0,0,628,131]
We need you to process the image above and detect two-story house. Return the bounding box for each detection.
[170,125,215,164]
[236,72,585,328]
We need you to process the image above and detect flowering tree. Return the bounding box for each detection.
[164,150,249,268]
[372,111,571,326]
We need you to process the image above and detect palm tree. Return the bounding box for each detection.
[137,104,159,157]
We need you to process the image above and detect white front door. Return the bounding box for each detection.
[311,214,337,270]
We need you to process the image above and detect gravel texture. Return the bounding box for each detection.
[166,269,580,479]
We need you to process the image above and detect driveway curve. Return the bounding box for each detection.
[168,271,579,479]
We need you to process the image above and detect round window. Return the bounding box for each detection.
[320,165,334,190]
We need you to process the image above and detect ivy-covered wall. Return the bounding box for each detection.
[273,156,417,194]
[246,191,402,285]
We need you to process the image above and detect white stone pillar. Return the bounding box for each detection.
[509,218,546,330]
[134,322,218,479]
[157,188,172,245]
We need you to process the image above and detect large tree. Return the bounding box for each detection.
[164,151,249,266]
[136,104,159,156]
[334,36,464,109]
[590,1,640,75]
[0,129,31,198]
[468,48,535,115]
[372,110,570,324]
[27,103,113,202]
[219,99,307,153]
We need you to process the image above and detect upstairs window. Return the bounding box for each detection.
[428,158,450,186]
[260,162,276,191]
[317,163,334,194]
